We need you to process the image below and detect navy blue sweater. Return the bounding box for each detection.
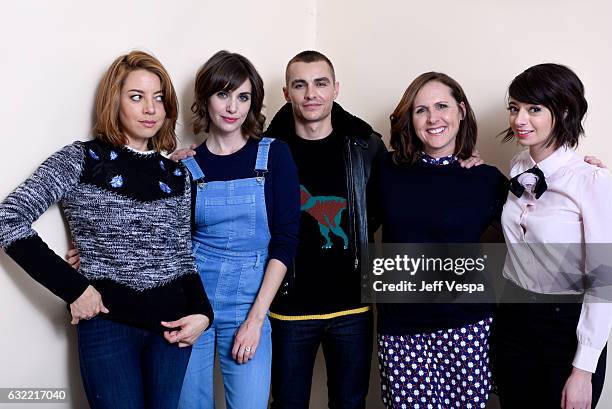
[371,152,508,334]
[192,138,300,267]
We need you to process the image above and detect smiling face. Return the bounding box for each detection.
[283,60,339,127]
[206,79,252,138]
[118,69,166,151]
[508,98,554,156]
[411,80,465,158]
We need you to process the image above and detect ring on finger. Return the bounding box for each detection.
[245,346,252,352]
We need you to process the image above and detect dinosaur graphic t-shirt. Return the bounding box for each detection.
[285,130,359,314]
[299,185,348,250]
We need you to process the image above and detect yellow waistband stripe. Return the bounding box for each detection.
[269,306,371,321]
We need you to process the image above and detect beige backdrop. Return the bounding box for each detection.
[1,1,611,408]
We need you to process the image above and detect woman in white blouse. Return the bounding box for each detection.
[494,63,612,409]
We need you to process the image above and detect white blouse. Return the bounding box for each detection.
[501,146,612,372]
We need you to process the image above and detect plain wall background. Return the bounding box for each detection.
[1,1,611,408]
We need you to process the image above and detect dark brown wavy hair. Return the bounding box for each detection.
[93,50,178,152]
[390,72,477,165]
[191,51,265,139]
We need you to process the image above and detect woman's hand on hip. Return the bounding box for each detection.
[232,317,264,364]
[561,367,593,409]
[162,314,209,347]
[70,285,109,324]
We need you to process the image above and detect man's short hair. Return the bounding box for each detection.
[285,50,335,83]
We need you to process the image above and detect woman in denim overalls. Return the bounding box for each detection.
[178,51,300,408]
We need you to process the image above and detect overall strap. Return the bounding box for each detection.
[254,137,274,175]
[181,157,206,182]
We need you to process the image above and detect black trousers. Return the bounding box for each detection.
[491,282,607,409]
[269,312,373,409]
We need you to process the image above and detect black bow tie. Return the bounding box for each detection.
[509,166,548,199]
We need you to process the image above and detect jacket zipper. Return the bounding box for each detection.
[346,139,359,271]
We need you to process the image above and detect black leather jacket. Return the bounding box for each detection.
[266,102,386,313]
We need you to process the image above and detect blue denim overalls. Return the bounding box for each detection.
[178,138,274,409]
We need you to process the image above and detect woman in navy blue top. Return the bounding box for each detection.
[370,72,508,409]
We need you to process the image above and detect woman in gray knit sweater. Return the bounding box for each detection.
[0,51,213,409]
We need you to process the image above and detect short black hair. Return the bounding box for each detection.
[285,50,335,83]
[502,63,587,149]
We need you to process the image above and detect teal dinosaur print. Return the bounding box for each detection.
[300,185,348,250]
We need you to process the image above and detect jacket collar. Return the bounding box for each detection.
[265,101,376,143]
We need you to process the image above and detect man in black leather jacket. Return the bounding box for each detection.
[267,50,386,409]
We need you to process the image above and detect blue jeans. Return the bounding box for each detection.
[179,247,273,409]
[77,317,191,409]
[270,311,373,409]
[179,316,272,409]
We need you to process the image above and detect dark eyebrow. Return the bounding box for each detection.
[314,77,331,83]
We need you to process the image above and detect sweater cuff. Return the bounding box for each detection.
[5,235,90,304]
[268,249,291,270]
[572,342,601,373]
[181,273,214,330]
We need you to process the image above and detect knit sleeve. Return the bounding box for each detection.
[0,142,90,303]
[266,140,300,268]
[176,166,214,327]
[490,167,510,226]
